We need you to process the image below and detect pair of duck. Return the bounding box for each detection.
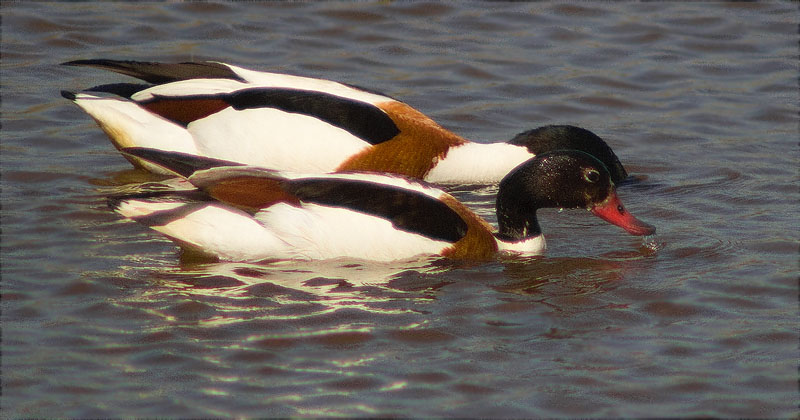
[62,59,655,262]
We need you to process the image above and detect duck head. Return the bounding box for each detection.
[496,150,654,242]
[508,125,629,184]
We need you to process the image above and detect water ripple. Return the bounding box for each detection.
[3,1,798,418]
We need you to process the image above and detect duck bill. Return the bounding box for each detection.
[590,191,656,236]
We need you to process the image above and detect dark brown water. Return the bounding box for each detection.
[2,2,797,417]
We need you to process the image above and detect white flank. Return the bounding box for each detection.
[114,197,451,262]
[255,203,451,261]
[424,142,533,184]
[71,93,199,174]
[496,235,547,256]
[114,199,289,261]
[187,107,371,172]
[72,93,197,152]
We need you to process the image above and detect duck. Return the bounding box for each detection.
[61,59,628,184]
[108,147,654,262]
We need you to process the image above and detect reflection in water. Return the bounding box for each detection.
[6,1,797,416]
[496,256,627,296]
[153,258,450,299]
[117,250,656,330]
[114,256,456,331]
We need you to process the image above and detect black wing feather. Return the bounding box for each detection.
[122,147,244,178]
[84,83,153,99]
[224,88,400,145]
[286,178,467,243]
[62,59,245,84]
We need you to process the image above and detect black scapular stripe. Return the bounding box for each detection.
[224,88,400,145]
[122,147,244,178]
[84,83,153,99]
[62,59,245,84]
[285,178,467,243]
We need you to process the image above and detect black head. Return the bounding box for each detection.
[508,125,628,184]
[496,150,653,241]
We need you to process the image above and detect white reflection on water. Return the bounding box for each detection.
[4,1,797,417]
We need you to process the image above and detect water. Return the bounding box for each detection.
[2,2,797,417]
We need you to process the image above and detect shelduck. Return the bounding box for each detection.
[109,148,655,262]
[62,59,628,184]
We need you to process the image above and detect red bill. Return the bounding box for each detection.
[591,191,656,236]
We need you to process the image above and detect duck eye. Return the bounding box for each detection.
[584,169,600,183]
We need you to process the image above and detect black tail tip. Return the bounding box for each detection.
[122,147,245,178]
[60,90,77,101]
[107,196,122,211]
[61,59,105,67]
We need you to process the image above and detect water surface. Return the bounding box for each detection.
[2,2,797,417]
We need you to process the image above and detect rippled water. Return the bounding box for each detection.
[2,2,797,418]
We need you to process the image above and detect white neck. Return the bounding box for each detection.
[496,234,547,256]
[424,142,533,184]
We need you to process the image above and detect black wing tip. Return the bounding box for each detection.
[121,147,244,178]
[121,147,203,178]
[60,90,77,101]
[107,192,136,212]
[61,58,203,66]
[106,196,122,211]
[106,194,132,212]
[61,59,88,67]
[85,83,152,99]
[62,58,128,67]
[60,59,244,84]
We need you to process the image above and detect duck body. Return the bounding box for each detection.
[110,148,653,262]
[62,59,628,184]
